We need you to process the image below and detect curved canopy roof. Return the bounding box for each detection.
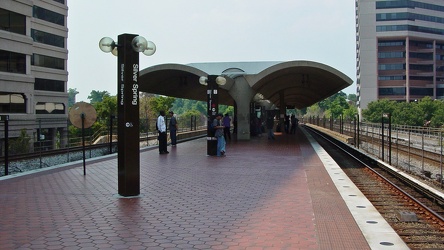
[249,61,353,109]
[139,63,235,105]
[138,61,352,109]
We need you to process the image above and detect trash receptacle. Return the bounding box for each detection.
[207,137,218,156]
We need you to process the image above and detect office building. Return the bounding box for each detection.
[0,0,68,151]
[356,0,444,111]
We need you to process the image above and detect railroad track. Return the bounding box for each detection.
[305,126,444,249]
[330,125,444,184]
[354,132,442,167]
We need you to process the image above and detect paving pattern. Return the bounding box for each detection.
[0,128,370,249]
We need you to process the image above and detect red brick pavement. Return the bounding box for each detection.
[0,128,370,249]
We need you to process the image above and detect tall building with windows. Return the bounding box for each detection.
[356,0,444,111]
[0,0,68,150]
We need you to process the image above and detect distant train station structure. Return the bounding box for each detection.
[139,60,353,140]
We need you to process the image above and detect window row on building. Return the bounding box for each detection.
[0,92,65,114]
[377,12,444,24]
[377,25,444,36]
[379,87,444,96]
[376,0,444,12]
[378,75,437,80]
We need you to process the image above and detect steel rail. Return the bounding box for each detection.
[305,125,444,224]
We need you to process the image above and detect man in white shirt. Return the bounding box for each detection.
[157,110,169,154]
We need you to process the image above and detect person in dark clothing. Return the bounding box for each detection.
[284,115,290,134]
[222,113,231,141]
[169,111,177,146]
[157,110,168,154]
[213,113,226,156]
[266,116,275,140]
[290,115,298,134]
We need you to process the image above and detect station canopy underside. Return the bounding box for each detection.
[138,61,353,109]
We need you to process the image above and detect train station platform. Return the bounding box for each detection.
[0,127,407,249]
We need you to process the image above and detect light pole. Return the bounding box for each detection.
[199,75,226,156]
[99,34,156,197]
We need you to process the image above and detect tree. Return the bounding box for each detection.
[318,91,347,111]
[9,129,31,155]
[88,90,110,104]
[149,96,176,115]
[347,93,357,103]
[192,101,206,115]
[68,88,79,107]
[343,105,358,120]
[305,103,323,118]
[430,100,444,127]
[179,109,203,128]
[328,95,349,119]
[362,99,397,123]
[95,95,117,120]
[219,105,234,116]
[392,102,423,126]
[417,96,437,122]
[139,92,156,133]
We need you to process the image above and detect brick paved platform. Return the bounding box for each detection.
[0,128,376,249]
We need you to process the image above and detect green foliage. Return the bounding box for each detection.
[219,105,234,116]
[94,95,117,122]
[68,124,81,138]
[68,88,79,108]
[69,95,116,139]
[180,109,201,118]
[347,93,357,103]
[91,95,117,132]
[343,105,358,120]
[431,102,444,127]
[417,96,438,122]
[362,99,397,123]
[149,96,176,115]
[172,99,206,115]
[139,93,156,133]
[169,98,233,118]
[9,129,31,155]
[193,101,206,114]
[318,91,347,111]
[308,91,352,119]
[392,102,423,126]
[88,90,110,104]
[305,103,323,117]
[362,97,444,127]
[328,96,350,119]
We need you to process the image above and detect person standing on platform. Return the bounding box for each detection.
[213,113,226,157]
[157,110,169,154]
[284,115,290,134]
[290,115,297,134]
[222,113,231,141]
[266,115,275,140]
[169,111,178,146]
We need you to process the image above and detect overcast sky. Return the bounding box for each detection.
[67,0,356,102]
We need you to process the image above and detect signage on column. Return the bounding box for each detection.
[117,34,140,197]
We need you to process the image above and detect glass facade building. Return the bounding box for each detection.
[0,0,68,150]
[356,0,444,111]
